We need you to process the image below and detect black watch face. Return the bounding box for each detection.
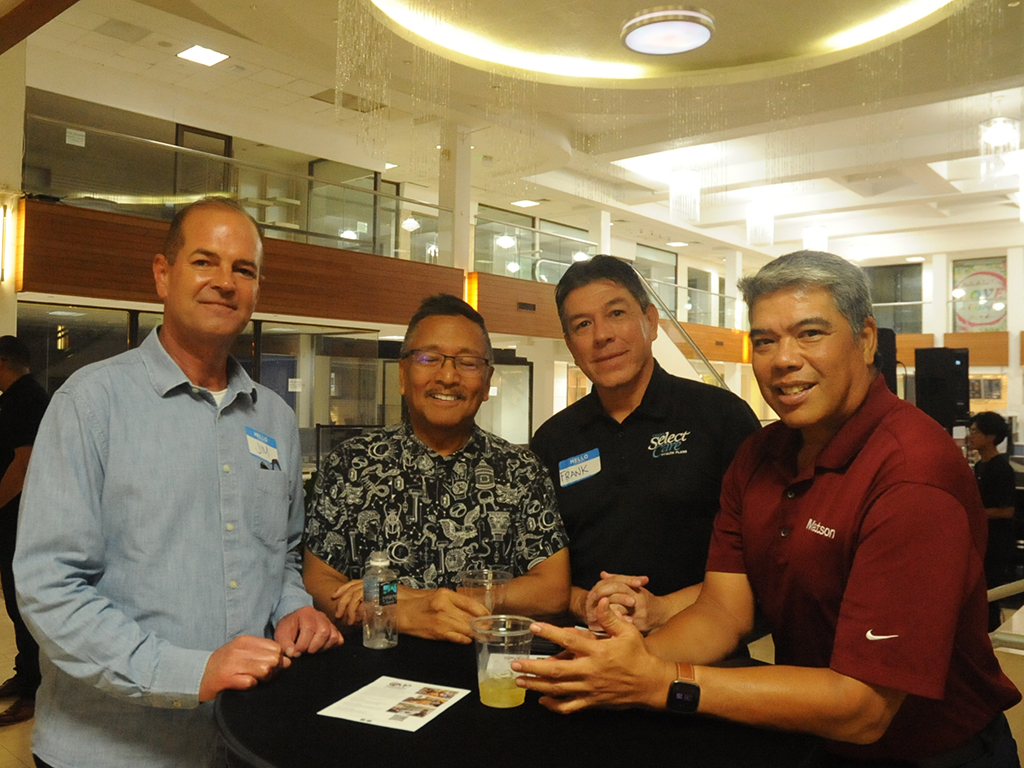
[667,681,700,714]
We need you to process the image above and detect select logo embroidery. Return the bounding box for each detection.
[648,430,690,458]
[805,518,836,539]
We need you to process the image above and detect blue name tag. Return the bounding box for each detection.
[558,449,601,487]
[245,427,280,466]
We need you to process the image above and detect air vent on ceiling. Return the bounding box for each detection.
[94,19,151,43]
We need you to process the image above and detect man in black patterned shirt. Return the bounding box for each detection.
[304,295,570,644]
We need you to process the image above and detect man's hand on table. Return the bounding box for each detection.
[396,588,490,644]
[198,636,292,702]
[275,605,343,657]
[512,598,674,713]
[330,579,366,628]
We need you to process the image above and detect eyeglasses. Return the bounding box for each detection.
[402,350,491,377]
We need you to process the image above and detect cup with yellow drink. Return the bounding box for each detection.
[469,615,534,708]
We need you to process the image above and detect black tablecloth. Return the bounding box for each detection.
[217,636,820,768]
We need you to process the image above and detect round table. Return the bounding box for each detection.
[217,635,821,768]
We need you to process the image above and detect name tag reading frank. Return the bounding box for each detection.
[558,449,601,488]
[246,426,280,467]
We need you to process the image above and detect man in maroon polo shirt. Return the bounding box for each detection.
[514,250,1021,767]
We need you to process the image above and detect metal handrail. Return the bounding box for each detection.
[474,216,597,247]
[633,270,729,390]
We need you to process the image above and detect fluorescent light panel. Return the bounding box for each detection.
[177,45,229,66]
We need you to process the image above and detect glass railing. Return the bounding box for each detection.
[23,115,453,265]
[473,217,597,283]
[647,279,738,329]
[634,272,728,389]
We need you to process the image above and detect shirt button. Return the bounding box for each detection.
[223,464,230,473]
[230,580,238,589]
[191,387,199,394]
[785,490,796,499]
[226,523,234,532]
[780,526,792,538]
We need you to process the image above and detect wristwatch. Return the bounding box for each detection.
[666,661,700,714]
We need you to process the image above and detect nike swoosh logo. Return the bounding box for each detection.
[866,630,899,641]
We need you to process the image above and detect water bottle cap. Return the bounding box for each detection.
[367,550,390,567]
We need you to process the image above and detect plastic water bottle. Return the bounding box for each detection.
[362,551,398,649]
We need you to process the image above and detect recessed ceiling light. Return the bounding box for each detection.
[385,162,398,170]
[621,8,715,55]
[666,241,689,247]
[906,256,925,263]
[48,310,86,317]
[511,200,540,208]
[401,217,421,232]
[495,235,517,249]
[572,251,590,262]
[177,45,229,66]
[506,262,521,273]
[339,229,358,240]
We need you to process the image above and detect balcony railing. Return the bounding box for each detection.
[23,115,453,264]
[647,279,738,330]
[473,217,597,283]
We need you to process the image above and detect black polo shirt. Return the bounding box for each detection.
[531,363,760,594]
[0,374,50,523]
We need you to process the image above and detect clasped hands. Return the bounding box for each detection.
[330,579,490,644]
[584,570,664,633]
[198,605,342,702]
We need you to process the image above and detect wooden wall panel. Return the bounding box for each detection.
[676,323,747,363]
[469,272,561,338]
[943,331,1009,367]
[895,333,933,367]
[19,201,464,326]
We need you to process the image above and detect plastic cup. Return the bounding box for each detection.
[459,568,512,613]
[469,615,533,708]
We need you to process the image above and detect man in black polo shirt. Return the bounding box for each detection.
[0,336,49,724]
[531,256,759,630]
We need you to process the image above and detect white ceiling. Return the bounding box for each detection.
[16,0,1024,272]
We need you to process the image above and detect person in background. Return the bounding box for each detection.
[303,294,570,644]
[515,250,1021,767]
[968,411,1018,631]
[14,197,341,768]
[530,255,760,632]
[0,336,49,726]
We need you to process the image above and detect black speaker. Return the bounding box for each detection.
[914,347,969,434]
[876,327,897,394]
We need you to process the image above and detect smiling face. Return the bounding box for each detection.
[153,205,261,350]
[399,314,493,453]
[561,279,658,397]
[749,284,877,448]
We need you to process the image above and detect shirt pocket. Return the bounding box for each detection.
[250,468,291,549]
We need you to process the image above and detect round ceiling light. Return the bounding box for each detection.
[621,7,715,55]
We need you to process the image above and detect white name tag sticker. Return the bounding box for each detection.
[246,427,280,466]
[558,449,601,488]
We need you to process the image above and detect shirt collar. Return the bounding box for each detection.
[398,420,485,460]
[139,328,257,404]
[814,374,893,470]
[577,360,670,427]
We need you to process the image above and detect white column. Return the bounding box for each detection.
[925,253,949,346]
[519,338,564,433]
[1006,247,1023,421]
[0,42,27,336]
[437,123,472,273]
[588,209,611,254]
[724,250,744,330]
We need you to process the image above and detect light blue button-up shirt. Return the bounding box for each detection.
[14,330,311,767]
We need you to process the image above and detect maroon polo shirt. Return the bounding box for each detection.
[708,375,1020,761]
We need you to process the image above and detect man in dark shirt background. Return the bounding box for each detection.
[968,411,1018,631]
[0,336,49,724]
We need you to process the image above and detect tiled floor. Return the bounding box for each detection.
[0,609,32,767]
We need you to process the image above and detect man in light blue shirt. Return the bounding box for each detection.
[14,197,342,767]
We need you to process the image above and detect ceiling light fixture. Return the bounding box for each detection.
[667,241,689,247]
[669,169,701,222]
[495,235,517,249]
[621,7,715,55]
[746,201,774,246]
[177,45,229,66]
[385,162,398,170]
[572,251,590,262]
[980,117,1020,152]
[802,225,829,251]
[951,288,967,299]
[511,200,540,208]
[401,217,421,232]
[339,229,359,241]
[906,256,925,263]
[506,262,521,274]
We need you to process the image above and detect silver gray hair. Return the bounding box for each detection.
[738,250,873,336]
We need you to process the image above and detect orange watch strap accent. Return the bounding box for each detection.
[674,661,695,683]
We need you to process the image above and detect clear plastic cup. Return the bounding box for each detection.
[469,615,533,708]
[459,568,512,613]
